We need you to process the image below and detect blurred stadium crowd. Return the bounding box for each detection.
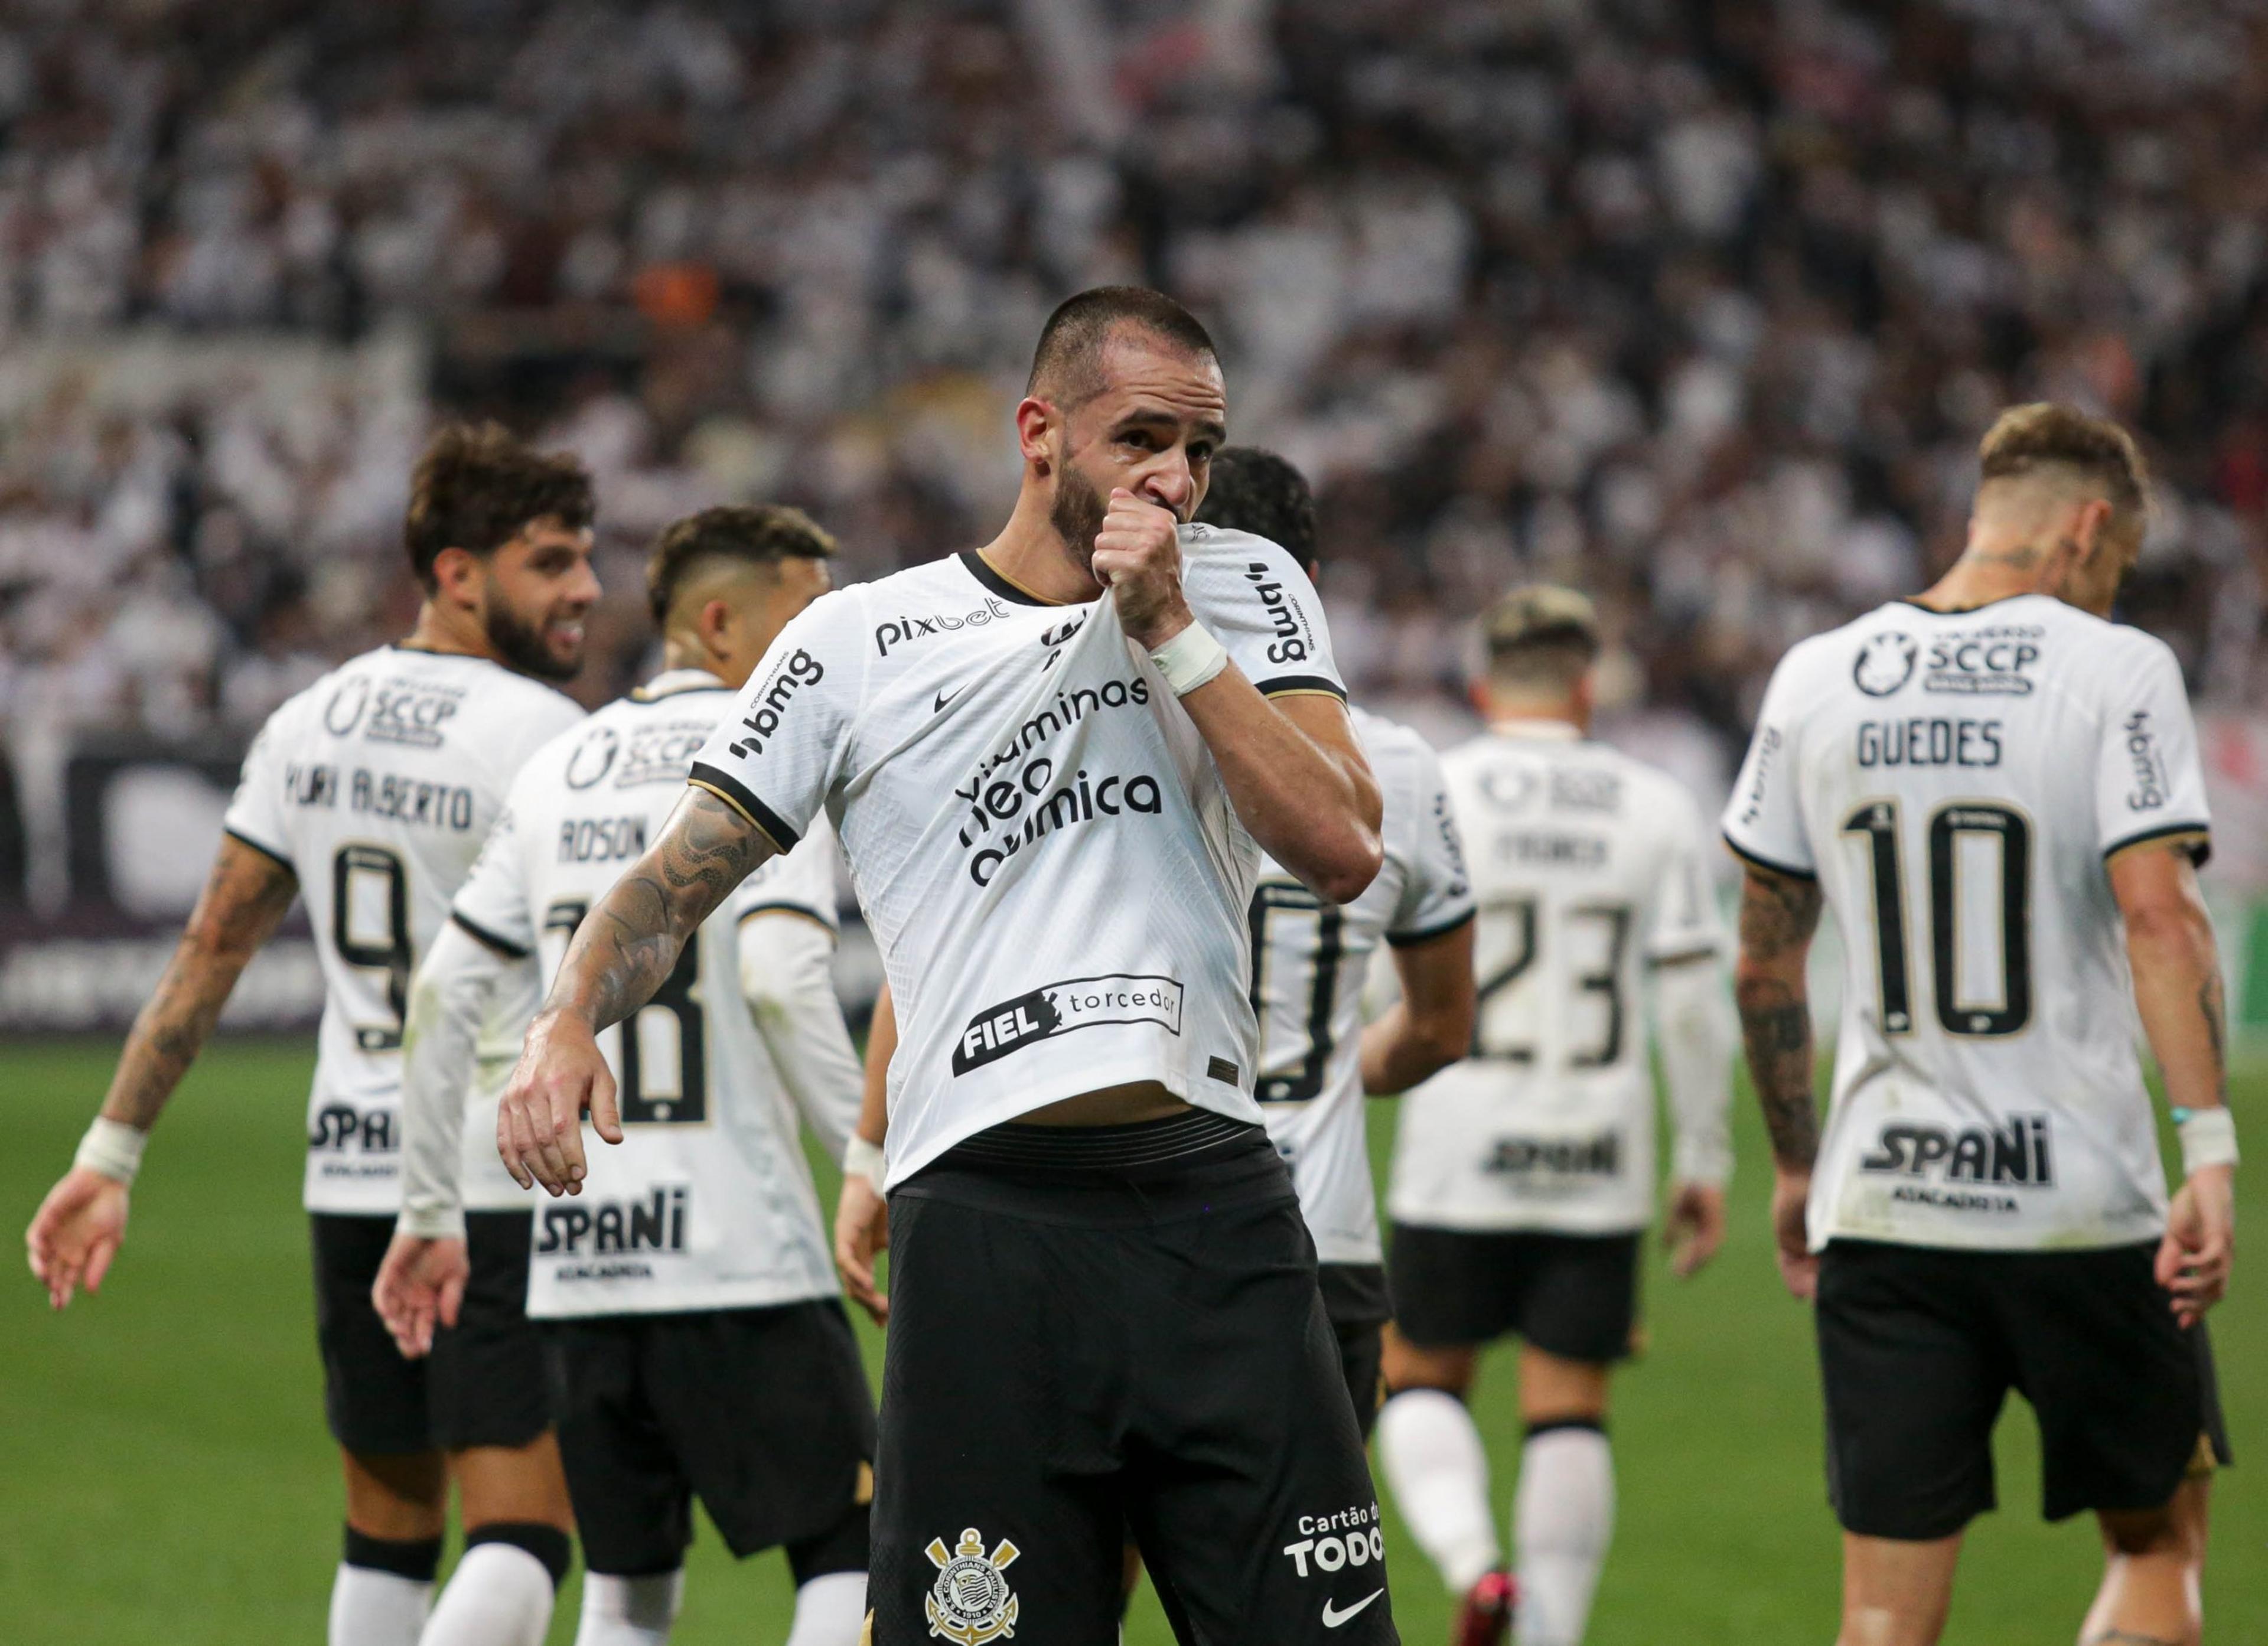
[4,0,2268,782]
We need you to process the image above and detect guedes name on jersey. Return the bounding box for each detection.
[1855,718,2004,768]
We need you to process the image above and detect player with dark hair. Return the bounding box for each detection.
[1376,585,1736,1646]
[376,503,869,1646]
[28,422,598,1646]
[1725,402,2236,1646]
[495,286,1406,1644]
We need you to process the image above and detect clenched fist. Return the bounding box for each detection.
[1092,489,1194,650]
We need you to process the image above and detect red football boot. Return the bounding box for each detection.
[1452,1569,1517,1646]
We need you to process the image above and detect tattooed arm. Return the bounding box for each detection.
[27,835,299,1308]
[2109,836,2234,1325]
[496,787,777,1195]
[1732,861,1824,1299]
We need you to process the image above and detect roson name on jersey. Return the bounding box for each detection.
[726,648,824,759]
[952,974,1184,1075]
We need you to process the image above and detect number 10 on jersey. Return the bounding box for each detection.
[1843,799,2032,1038]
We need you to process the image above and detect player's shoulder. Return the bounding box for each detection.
[1176,521,1315,604]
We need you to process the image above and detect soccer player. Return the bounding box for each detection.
[1374,585,1735,1646]
[25,425,598,1646]
[373,504,872,1646]
[496,286,1402,1645]
[1722,403,2236,1646]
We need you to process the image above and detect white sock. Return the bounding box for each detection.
[1376,1389,1501,1594]
[576,1570,685,1646]
[784,1571,868,1646]
[1513,1425,1614,1646]
[331,1563,434,1646]
[419,1542,556,1646]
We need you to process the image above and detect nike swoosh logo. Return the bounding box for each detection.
[1322,1589,1383,1628]
[933,686,963,713]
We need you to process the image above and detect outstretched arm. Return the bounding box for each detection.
[497,787,777,1195]
[2110,838,2235,1326]
[26,835,298,1308]
[1732,861,1824,1299]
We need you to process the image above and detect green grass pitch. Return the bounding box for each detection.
[4,1036,2259,1643]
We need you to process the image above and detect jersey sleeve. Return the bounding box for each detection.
[686,589,867,852]
[729,814,843,933]
[220,707,297,869]
[1647,782,1728,963]
[448,789,538,960]
[1387,736,1476,946]
[1720,646,1817,878]
[1178,526,1347,701]
[2096,635,2212,862]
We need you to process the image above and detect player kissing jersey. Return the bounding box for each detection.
[221,644,584,1213]
[450,669,851,1317]
[1389,723,1724,1234]
[1722,595,2211,1252]
[1252,706,1473,1263]
[686,524,1347,1187]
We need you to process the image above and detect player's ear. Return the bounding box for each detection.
[699,596,735,662]
[1014,397,1058,475]
[430,545,483,611]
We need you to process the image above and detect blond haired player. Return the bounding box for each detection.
[1724,404,2235,1646]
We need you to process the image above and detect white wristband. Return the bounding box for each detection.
[74,1117,148,1187]
[843,1135,887,1194]
[1149,621,1229,697]
[2176,1106,2238,1176]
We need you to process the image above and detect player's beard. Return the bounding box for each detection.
[1050,462,1109,575]
[484,599,582,681]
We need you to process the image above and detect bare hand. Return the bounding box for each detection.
[25,1168,130,1311]
[497,1011,621,1196]
[1663,1180,1727,1279]
[2156,1165,2234,1328]
[372,1232,470,1358]
[1771,1168,1817,1300]
[1091,489,1192,649]
[834,1171,890,1326]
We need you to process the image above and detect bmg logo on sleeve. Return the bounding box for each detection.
[726,648,824,759]
[952,975,1184,1074]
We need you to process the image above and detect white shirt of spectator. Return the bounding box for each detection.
[1390,723,1725,1235]
[686,526,1350,1189]
[222,644,585,1215]
[1252,707,1474,1266]
[451,669,849,1317]
[1722,595,2211,1254]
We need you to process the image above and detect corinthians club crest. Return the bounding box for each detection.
[924,1527,1021,1644]
[1852,630,1918,696]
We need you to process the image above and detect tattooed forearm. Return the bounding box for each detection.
[1738,979,1820,1168]
[1735,865,1824,1169]
[549,788,777,1032]
[103,837,299,1130]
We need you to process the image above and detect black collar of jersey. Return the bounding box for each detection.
[1889,591,2044,617]
[959,549,1067,607]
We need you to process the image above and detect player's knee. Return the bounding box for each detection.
[464,1520,575,1590]
[1381,1328,1474,1396]
[2098,1502,2189,1562]
[344,1447,448,1532]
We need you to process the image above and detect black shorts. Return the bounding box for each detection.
[1387,1223,1641,1364]
[550,1300,876,1577]
[1816,1238,2234,1540]
[1320,1263,1389,1440]
[874,1114,1399,1646]
[309,1211,553,1455]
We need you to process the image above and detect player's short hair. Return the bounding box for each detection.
[1484,583,1601,694]
[645,504,837,625]
[403,422,594,592]
[1027,286,1218,409]
[1194,446,1317,569]
[1977,403,2150,534]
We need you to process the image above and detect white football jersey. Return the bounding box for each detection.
[223,645,584,1214]
[1252,708,1473,1266]
[1722,595,2210,1252]
[1389,723,1725,1234]
[451,669,846,1316]
[686,527,1350,1189]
